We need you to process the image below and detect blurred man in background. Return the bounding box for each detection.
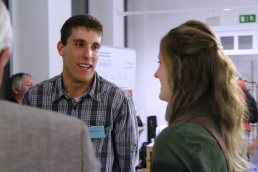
[9,72,34,103]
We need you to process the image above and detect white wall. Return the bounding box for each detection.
[9,0,71,84]
[89,0,124,47]
[48,1,71,79]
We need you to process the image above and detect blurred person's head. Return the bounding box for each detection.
[237,78,247,90]
[0,1,13,86]
[9,73,34,103]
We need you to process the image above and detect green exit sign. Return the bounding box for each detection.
[239,14,256,23]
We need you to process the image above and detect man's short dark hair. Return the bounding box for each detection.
[60,14,103,46]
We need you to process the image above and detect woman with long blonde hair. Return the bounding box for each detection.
[151,20,248,172]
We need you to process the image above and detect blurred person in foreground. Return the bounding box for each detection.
[0,1,100,171]
[151,20,248,172]
[9,72,34,104]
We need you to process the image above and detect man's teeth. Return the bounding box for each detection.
[79,64,90,68]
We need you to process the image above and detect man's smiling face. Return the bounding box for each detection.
[57,26,102,85]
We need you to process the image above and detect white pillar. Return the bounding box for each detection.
[9,0,71,84]
[89,0,124,47]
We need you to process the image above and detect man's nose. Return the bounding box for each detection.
[84,46,92,58]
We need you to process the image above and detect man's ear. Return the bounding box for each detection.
[12,88,19,94]
[57,41,64,56]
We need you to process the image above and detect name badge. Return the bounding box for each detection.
[88,126,106,139]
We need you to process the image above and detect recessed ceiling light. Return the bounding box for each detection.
[223,8,231,11]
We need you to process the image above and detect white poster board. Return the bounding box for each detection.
[96,45,137,99]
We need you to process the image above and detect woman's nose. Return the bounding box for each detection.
[154,70,158,78]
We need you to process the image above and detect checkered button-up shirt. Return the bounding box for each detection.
[22,72,139,172]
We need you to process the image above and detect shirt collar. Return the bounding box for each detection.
[52,74,66,103]
[52,72,101,103]
[87,72,101,102]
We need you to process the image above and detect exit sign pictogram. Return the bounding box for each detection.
[239,14,256,23]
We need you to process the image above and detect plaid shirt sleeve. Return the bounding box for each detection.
[112,92,139,172]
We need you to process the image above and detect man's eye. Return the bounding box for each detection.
[92,45,100,50]
[76,42,83,47]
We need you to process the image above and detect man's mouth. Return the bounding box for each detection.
[79,64,91,69]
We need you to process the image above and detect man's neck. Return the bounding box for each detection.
[62,75,94,98]
[63,82,91,98]
[61,72,95,98]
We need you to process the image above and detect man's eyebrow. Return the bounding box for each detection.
[93,42,101,47]
[72,39,101,48]
[73,39,85,42]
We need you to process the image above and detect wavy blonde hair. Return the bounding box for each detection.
[160,20,248,172]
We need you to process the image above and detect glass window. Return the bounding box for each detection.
[239,35,252,49]
[220,36,234,50]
